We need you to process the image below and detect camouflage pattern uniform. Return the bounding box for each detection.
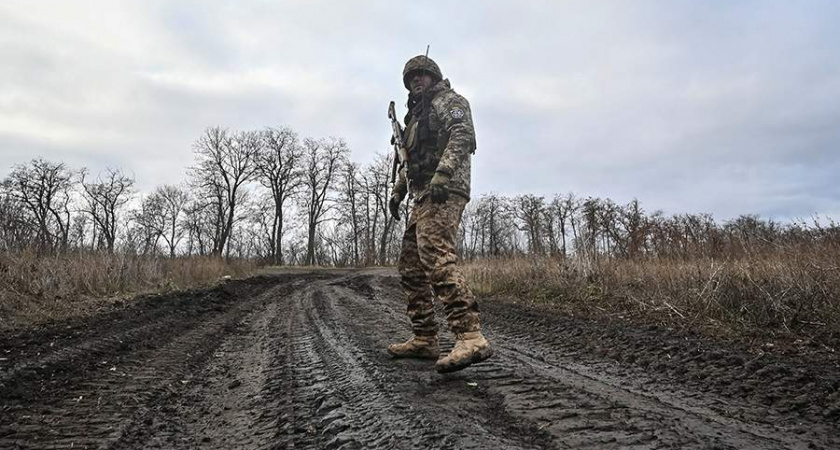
[394,57,481,338]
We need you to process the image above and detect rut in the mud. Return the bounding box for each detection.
[1,269,838,449]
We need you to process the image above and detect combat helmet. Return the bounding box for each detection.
[403,55,443,89]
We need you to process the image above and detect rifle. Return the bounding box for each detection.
[388,101,409,185]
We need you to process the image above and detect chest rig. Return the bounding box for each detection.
[403,88,448,189]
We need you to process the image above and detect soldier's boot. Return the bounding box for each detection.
[435,331,493,373]
[387,335,440,360]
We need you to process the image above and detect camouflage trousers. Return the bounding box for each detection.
[398,195,481,336]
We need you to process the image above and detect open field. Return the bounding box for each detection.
[464,254,840,351]
[1,269,838,449]
[0,252,257,330]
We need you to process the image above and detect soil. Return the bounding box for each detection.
[1,269,838,449]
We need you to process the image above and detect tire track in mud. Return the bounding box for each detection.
[340,271,839,449]
[318,278,557,449]
[110,281,300,449]
[1,288,232,387]
[335,274,694,449]
[2,270,838,449]
[265,278,548,449]
[487,342,782,448]
[273,287,444,449]
[0,276,306,449]
[479,301,840,449]
[111,273,554,449]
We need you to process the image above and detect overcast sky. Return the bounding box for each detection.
[1,1,839,220]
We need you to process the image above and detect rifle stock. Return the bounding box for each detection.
[388,101,409,185]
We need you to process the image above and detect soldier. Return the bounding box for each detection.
[387,55,493,373]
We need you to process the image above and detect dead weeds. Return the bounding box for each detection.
[0,251,257,330]
[464,251,840,352]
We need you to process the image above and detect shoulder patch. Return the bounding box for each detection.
[450,108,465,119]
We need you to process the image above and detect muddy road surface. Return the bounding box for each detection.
[1,269,838,449]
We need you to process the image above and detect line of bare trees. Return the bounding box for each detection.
[460,194,840,261]
[0,126,405,266]
[1,159,135,255]
[3,126,838,266]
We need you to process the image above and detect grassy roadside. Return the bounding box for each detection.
[0,252,257,330]
[463,253,840,350]
[6,249,839,352]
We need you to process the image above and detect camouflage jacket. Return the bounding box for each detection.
[396,79,476,201]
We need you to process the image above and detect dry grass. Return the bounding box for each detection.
[464,248,840,346]
[0,251,257,330]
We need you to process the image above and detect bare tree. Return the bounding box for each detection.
[68,213,89,250]
[285,233,307,265]
[514,194,547,255]
[460,201,481,260]
[182,198,213,256]
[579,197,601,264]
[369,154,399,265]
[300,137,348,266]
[80,167,135,253]
[351,154,398,266]
[618,198,646,259]
[190,127,259,257]
[3,158,74,253]
[357,169,377,265]
[244,192,276,260]
[143,184,189,257]
[596,198,621,256]
[0,188,35,251]
[338,162,362,266]
[549,193,576,258]
[254,126,303,265]
[320,224,353,267]
[474,194,514,257]
[130,194,165,256]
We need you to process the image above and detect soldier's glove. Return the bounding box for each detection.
[429,171,451,204]
[389,195,402,221]
[389,184,407,220]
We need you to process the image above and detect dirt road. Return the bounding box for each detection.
[1,269,838,449]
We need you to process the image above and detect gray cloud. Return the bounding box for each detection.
[1,0,838,219]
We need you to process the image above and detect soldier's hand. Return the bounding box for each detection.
[389,195,402,221]
[430,171,451,204]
